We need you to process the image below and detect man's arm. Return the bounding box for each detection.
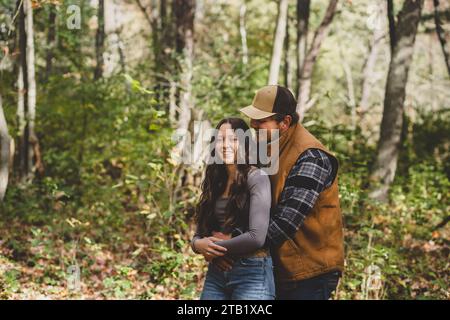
[265,148,337,247]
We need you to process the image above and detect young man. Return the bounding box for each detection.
[213,85,345,300]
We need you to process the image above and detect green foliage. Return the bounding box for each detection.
[102,266,135,299]
[0,268,21,296]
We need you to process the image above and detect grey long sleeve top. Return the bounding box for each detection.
[191,167,272,255]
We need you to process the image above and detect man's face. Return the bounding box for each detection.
[250,115,291,142]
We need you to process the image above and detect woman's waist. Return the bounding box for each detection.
[231,247,270,259]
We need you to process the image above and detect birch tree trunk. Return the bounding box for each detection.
[16,0,42,180]
[101,0,124,75]
[369,0,424,202]
[0,92,11,201]
[340,48,356,129]
[25,0,36,140]
[359,0,386,114]
[268,0,289,85]
[16,65,26,178]
[25,0,43,178]
[17,0,29,178]
[297,0,338,120]
[239,2,249,66]
[111,0,127,73]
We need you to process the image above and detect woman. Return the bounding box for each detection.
[191,117,274,300]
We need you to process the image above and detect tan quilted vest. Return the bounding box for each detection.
[269,123,344,282]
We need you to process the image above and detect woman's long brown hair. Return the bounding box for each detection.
[194,118,253,236]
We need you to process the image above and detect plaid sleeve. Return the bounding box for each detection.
[266,148,337,247]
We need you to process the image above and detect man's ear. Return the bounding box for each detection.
[281,115,292,130]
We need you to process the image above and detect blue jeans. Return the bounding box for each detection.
[275,271,341,300]
[200,256,275,300]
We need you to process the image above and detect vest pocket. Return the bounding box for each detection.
[286,238,302,254]
[275,238,304,276]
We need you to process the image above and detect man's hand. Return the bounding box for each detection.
[212,256,234,272]
[211,231,231,240]
[209,232,233,270]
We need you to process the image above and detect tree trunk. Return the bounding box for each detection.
[112,0,127,73]
[172,0,197,191]
[0,92,11,201]
[359,0,386,114]
[16,0,42,180]
[369,0,424,202]
[94,0,105,80]
[157,0,173,102]
[45,5,57,81]
[433,0,450,77]
[387,0,396,53]
[268,0,289,85]
[136,0,173,105]
[16,65,26,174]
[239,1,249,66]
[284,10,293,89]
[173,0,195,138]
[17,0,29,178]
[297,0,338,120]
[24,0,42,177]
[296,0,310,97]
[174,0,195,56]
[169,80,177,123]
[340,47,356,129]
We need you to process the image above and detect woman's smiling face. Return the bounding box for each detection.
[215,123,239,164]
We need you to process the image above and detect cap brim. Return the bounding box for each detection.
[239,105,276,120]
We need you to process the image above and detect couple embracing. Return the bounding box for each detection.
[191,85,344,300]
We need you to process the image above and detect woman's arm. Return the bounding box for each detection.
[214,170,271,255]
[190,234,202,254]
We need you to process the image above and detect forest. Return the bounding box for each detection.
[0,0,449,299]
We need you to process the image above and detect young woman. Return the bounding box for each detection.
[191,117,274,300]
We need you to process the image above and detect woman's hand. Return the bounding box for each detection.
[193,237,227,261]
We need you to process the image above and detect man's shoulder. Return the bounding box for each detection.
[295,148,336,167]
[299,148,330,160]
[288,148,338,183]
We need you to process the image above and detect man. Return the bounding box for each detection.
[213,85,345,300]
